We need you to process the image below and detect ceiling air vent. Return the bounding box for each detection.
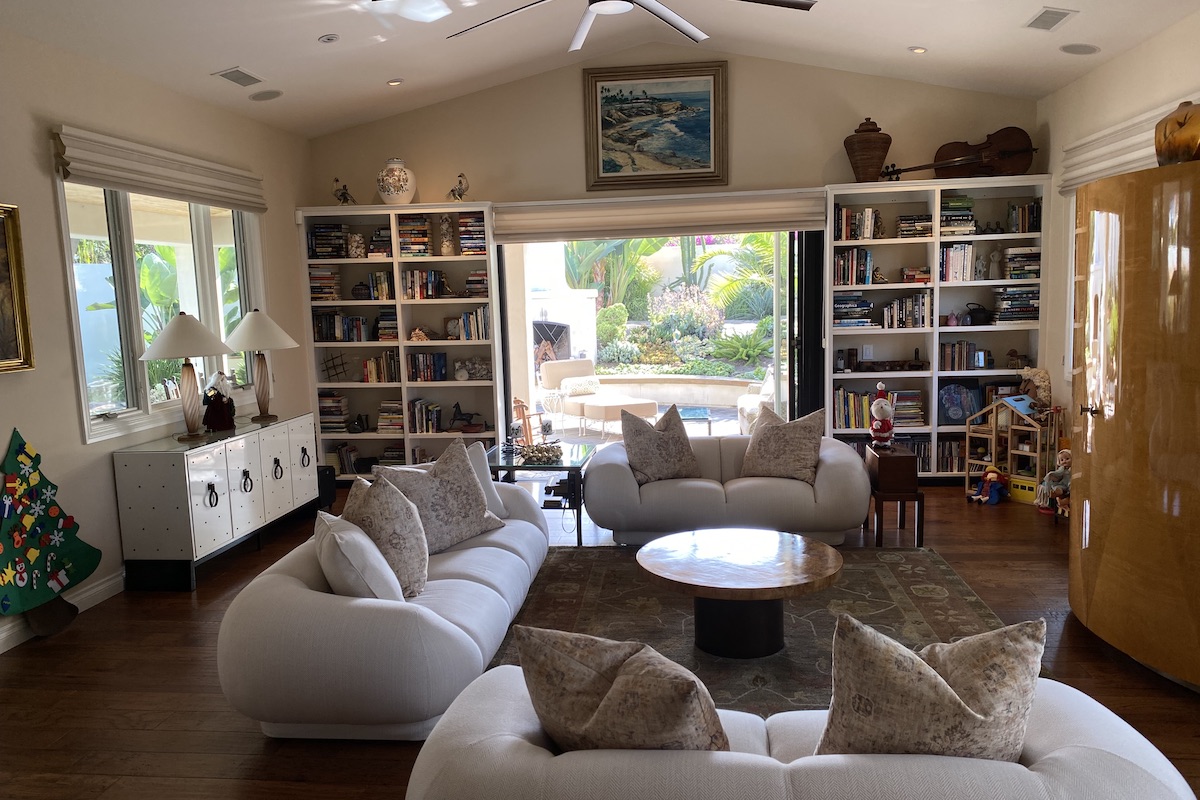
[212,67,263,88]
[1025,7,1077,31]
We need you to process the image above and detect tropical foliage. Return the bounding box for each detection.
[703,232,779,320]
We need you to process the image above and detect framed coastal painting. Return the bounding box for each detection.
[0,204,34,373]
[583,61,728,191]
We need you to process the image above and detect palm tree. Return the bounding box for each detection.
[704,232,778,320]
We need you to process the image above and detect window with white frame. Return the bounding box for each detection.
[53,126,267,442]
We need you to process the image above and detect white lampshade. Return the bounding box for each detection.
[591,0,633,13]
[225,308,299,352]
[140,312,233,360]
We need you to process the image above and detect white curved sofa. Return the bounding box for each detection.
[217,482,549,741]
[406,664,1196,800]
[583,435,871,546]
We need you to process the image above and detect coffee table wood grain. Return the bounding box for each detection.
[636,529,843,658]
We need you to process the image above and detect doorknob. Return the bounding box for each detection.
[1079,404,1099,416]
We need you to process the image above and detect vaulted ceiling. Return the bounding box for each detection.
[1,0,1192,137]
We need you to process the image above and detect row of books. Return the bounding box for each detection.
[1007,198,1042,233]
[993,286,1040,322]
[940,340,992,371]
[402,268,447,299]
[362,351,402,383]
[939,242,984,282]
[407,352,448,382]
[362,271,396,300]
[313,310,371,342]
[408,398,443,434]
[458,305,491,340]
[832,387,926,430]
[831,205,885,241]
[880,291,932,329]
[936,438,967,473]
[832,247,874,286]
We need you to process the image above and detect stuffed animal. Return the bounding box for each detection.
[969,466,1008,505]
[1018,366,1052,412]
[1036,449,1072,513]
[869,382,894,448]
[202,371,236,432]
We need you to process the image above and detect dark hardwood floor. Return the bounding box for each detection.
[1,485,1197,798]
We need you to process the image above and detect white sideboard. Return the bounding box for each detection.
[113,414,319,590]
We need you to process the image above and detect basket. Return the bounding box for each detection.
[843,119,892,183]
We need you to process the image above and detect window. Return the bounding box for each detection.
[62,183,258,441]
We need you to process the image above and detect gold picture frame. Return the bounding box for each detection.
[583,61,728,191]
[0,204,34,373]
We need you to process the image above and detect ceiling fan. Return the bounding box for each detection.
[448,0,817,52]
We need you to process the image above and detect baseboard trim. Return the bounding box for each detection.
[0,568,125,654]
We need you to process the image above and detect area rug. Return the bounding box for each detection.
[491,546,1005,717]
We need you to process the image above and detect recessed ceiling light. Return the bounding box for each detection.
[249,90,283,102]
[387,78,405,86]
[908,46,927,54]
[317,33,340,44]
[1060,43,1100,55]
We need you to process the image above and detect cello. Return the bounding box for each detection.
[881,127,1037,181]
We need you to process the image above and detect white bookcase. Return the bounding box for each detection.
[823,175,1048,477]
[297,202,505,478]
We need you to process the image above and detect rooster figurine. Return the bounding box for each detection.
[447,173,469,202]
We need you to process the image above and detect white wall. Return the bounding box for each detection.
[0,26,309,649]
[1036,9,1200,407]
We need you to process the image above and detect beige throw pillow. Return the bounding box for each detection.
[312,512,406,602]
[741,406,824,484]
[560,375,600,396]
[514,626,729,753]
[373,439,504,554]
[815,614,1047,762]
[341,477,428,597]
[620,404,701,485]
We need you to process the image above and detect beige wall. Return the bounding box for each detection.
[1035,8,1200,407]
[0,26,309,646]
[306,44,1042,206]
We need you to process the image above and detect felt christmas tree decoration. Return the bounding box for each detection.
[1,429,101,623]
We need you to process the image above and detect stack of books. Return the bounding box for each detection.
[376,308,398,341]
[376,400,406,435]
[307,223,349,259]
[832,292,877,328]
[457,211,487,255]
[465,269,489,296]
[318,391,350,433]
[901,266,931,283]
[368,226,392,258]
[395,214,431,256]
[378,444,407,467]
[940,196,976,236]
[1003,246,1041,279]
[890,390,926,426]
[308,266,340,301]
[896,213,934,238]
[993,286,1040,323]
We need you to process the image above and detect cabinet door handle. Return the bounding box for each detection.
[273,458,284,480]
[241,469,254,493]
[205,483,220,507]
[300,447,311,468]
[1079,404,1099,416]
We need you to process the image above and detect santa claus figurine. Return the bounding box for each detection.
[869,381,894,449]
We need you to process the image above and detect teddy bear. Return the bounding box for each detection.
[1036,448,1072,513]
[969,466,1008,505]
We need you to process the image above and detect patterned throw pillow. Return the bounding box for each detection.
[741,406,824,484]
[514,626,729,753]
[560,375,600,396]
[373,439,504,554]
[312,511,406,602]
[341,477,428,597]
[815,614,1047,762]
[620,404,701,485]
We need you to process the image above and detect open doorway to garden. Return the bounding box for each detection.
[506,232,790,443]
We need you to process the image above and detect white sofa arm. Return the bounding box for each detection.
[583,443,641,531]
[495,482,549,536]
[217,542,486,728]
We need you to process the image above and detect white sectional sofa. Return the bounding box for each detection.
[216,482,549,741]
[583,435,872,546]
[406,665,1197,800]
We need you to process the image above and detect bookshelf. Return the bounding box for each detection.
[824,175,1048,478]
[299,202,504,479]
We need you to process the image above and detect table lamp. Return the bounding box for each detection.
[140,312,233,442]
[224,308,299,423]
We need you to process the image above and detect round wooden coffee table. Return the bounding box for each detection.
[636,529,843,659]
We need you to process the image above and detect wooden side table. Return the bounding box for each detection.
[864,444,924,547]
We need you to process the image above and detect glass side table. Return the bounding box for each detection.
[486,442,596,545]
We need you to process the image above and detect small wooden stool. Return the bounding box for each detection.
[864,444,924,547]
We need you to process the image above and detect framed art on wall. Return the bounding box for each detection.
[0,204,34,373]
[583,61,728,191]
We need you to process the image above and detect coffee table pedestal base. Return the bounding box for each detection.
[694,597,784,658]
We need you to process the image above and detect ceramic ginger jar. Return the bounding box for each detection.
[377,158,417,205]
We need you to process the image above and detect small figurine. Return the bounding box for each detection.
[331,178,357,206]
[202,371,236,432]
[871,266,889,284]
[447,173,470,202]
[869,382,894,449]
[969,466,1008,505]
[1036,449,1071,514]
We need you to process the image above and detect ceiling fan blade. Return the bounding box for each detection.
[735,0,816,9]
[369,0,453,24]
[630,0,709,43]
[447,0,555,39]
[569,8,598,52]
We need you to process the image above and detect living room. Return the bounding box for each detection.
[1,2,1199,796]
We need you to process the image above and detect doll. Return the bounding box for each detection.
[869,382,894,448]
[969,466,1008,505]
[202,371,236,432]
[1036,449,1072,513]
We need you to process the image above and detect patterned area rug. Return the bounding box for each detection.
[491,546,1005,717]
